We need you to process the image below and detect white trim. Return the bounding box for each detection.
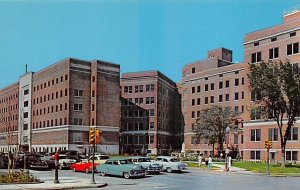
[32,125,119,132]
[244,118,300,127]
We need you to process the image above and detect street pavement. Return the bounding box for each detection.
[1,166,300,190]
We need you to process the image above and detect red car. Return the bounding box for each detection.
[71,161,99,173]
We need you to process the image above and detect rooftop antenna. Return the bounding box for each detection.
[25,64,28,74]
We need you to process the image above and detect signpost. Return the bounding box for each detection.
[89,128,101,184]
[264,140,272,176]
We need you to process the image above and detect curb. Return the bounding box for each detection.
[18,183,108,190]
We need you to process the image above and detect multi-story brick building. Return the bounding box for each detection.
[181,48,246,156]
[0,83,19,152]
[0,58,121,155]
[243,9,300,162]
[120,71,181,155]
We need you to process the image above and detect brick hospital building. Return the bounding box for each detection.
[0,58,120,155]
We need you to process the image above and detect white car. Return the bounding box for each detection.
[154,156,187,173]
[57,154,77,169]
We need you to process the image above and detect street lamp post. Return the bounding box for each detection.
[225,126,230,172]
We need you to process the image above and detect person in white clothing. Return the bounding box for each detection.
[208,156,212,170]
[198,154,203,168]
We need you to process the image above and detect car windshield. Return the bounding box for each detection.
[119,159,132,164]
[170,158,179,162]
[100,155,109,159]
[139,158,151,162]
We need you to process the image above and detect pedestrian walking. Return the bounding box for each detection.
[208,155,212,170]
[198,154,203,168]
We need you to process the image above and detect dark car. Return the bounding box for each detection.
[40,155,55,169]
[19,153,49,170]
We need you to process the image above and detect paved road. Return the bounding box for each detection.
[28,168,300,190]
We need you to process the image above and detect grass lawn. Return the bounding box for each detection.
[232,162,300,174]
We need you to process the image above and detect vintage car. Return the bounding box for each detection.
[56,154,77,170]
[89,154,110,164]
[40,155,56,169]
[19,153,49,170]
[96,158,145,179]
[71,161,99,173]
[130,156,162,174]
[154,156,187,173]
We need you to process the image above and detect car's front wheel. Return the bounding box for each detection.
[166,167,173,173]
[99,172,105,176]
[123,172,130,179]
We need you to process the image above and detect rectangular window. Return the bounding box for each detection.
[74,89,83,97]
[210,83,214,91]
[197,98,200,105]
[250,151,261,160]
[287,127,298,141]
[73,133,83,142]
[271,37,277,42]
[225,94,229,101]
[205,84,208,91]
[192,87,195,93]
[287,42,299,55]
[234,134,238,144]
[235,92,239,100]
[149,122,154,129]
[290,32,296,37]
[269,47,279,59]
[286,151,298,161]
[24,89,29,95]
[149,109,154,117]
[268,128,278,141]
[23,124,28,130]
[74,104,83,111]
[192,99,195,106]
[205,97,208,104]
[219,81,223,89]
[197,86,200,93]
[210,96,214,104]
[24,101,28,107]
[219,95,223,102]
[191,111,195,118]
[254,41,259,46]
[23,112,28,118]
[250,129,261,141]
[235,78,239,86]
[251,52,262,63]
[225,80,229,88]
[192,67,195,73]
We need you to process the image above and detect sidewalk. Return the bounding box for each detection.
[0,177,107,190]
[212,163,256,175]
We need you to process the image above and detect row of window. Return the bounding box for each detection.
[252,31,296,47]
[0,125,18,133]
[0,104,18,114]
[0,93,18,104]
[250,127,298,142]
[0,114,18,124]
[33,75,68,92]
[33,89,68,105]
[123,84,155,93]
[123,97,169,108]
[250,150,298,161]
[122,135,154,145]
[32,118,68,129]
[251,42,299,63]
[191,92,245,106]
[191,78,244,93]
[33,103,68,116]
[191,105,244,119]
[123,109,155,118]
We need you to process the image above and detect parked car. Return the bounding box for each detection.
[71,161,99,173]
[40,155,56,169]
[130,156,162,174]
[96,158,145,179]
[89,154,110,164]
[55,154,77,170]
[154,156,187,173]
[19,153,49,170]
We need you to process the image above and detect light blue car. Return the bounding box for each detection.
[130,156,163,174]
[96,158,145,179]
[154,156,187,173]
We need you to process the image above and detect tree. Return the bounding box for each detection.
[248,61,300,168]
[193,106,240,156]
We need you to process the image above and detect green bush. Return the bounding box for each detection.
[0,170,40,183]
